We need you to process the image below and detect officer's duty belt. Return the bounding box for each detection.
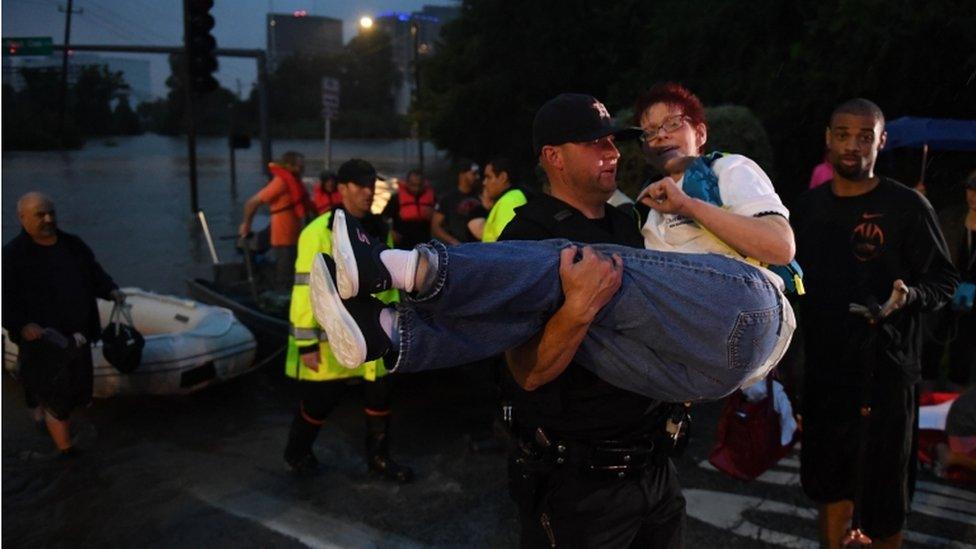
[542,436,661,480]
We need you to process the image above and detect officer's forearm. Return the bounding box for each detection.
[506,304,592,391]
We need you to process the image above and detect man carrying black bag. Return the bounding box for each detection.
[3,192,125,458]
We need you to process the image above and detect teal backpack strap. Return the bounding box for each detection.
[681,154,724,208]
[689,152,807,295]
[767,260,806,295]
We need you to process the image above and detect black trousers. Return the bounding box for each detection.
[299,375,393,422]
[513,456,686,548]
[272,245,297,292]
[20,342,93,421]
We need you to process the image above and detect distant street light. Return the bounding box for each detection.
[359,16,373,30]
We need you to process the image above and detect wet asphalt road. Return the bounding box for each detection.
[4,363,974,548]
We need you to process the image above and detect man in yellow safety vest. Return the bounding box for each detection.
[283,158,412,482]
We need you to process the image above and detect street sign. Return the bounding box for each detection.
[321,76,340,119]
[3,37,54,56]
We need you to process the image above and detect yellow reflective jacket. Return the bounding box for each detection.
[482,188,527,243]
[286,210,398,382]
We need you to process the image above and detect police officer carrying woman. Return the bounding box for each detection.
[501,94,686,548]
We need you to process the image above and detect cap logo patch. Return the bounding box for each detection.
[592,100,611,120]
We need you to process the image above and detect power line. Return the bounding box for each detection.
[80,11,145,43]
[83,0,170,42]
[130,0,172,25]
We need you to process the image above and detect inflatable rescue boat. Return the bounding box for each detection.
[3,288,258,397]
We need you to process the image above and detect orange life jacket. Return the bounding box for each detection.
[396,182,435,223]
[268,163,311,219]
[312,185,343,214]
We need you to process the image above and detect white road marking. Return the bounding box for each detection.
[193,487,422,549]
[914,490,976,518]
[685,489,817,549]
[686,489,974,549]
[697,459,801,487]
[694,458,976,547]
[911,501,976,527]
[779,456,800,469]
[917,481,976,504]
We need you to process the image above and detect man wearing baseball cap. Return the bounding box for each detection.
[501,93,685,548]
[282,158,413,483]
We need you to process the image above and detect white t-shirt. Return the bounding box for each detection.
[640,154,795,388]
[641,154,789,258]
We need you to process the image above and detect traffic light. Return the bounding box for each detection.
[185,0,218,94]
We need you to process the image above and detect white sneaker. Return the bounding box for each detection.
[309,253,366,368]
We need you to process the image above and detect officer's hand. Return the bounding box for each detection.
[21,323,44,342]
[238,222,251,238]
[638,177,693,216]
[559,246,623,322]
[880,279,910,318]
[301,350,320,372]
[109,289,126,305]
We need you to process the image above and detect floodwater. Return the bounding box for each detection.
[1,134,443,295]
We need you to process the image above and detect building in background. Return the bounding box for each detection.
[266,12,343,72]
[373,5,459,115]
[2,52,152,104]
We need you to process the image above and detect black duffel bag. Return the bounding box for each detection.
[101,302,144,373]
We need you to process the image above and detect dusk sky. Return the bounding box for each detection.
[3,0,458,99]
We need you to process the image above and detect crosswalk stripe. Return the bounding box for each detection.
[916,481,976,504]
[912,501,976,526]
[914,490,976,516]
[193,487,422,549]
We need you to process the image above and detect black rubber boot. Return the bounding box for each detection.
[365,416,414,483]
[284,411,321,476]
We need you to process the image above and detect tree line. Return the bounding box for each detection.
[419,0,976,204]
[3,28,405,150]
[3,64,141,150]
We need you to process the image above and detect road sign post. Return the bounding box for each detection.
[321,77,340,170]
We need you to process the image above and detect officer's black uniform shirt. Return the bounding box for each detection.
[498,193,665,441]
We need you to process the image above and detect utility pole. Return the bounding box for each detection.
[410,19,424,171]
[57,0,82,148]
[182,0,199,213]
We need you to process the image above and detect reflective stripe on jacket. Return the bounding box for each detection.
[286,210,399,381]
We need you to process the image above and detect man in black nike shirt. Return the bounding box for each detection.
[792,98,958,548]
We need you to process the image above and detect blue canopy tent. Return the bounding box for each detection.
[884,117,976,184]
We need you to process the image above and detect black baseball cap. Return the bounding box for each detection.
[337,158,379,187]
[532,93,642,155]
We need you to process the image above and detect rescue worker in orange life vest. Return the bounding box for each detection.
[238,151,314,291]
[382,168,436,250]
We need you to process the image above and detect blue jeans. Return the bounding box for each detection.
[392,240,793,402]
